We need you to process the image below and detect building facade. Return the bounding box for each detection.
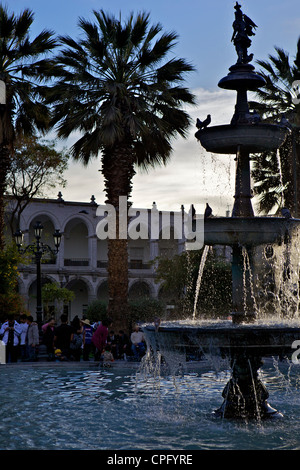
[5,194,188,321]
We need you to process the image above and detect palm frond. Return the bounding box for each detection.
[50,9,196,176]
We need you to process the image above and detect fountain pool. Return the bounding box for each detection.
[1,360,300,450]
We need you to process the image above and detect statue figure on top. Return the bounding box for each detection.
[231,2,257,64]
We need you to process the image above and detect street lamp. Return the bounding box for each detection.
[14,221,62,327]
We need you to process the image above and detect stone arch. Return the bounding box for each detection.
[22,210,61,233]
[63,217,90,267]
[17,214,61,266]
[65,277,91,320]
[97,280,109,302]
[62,214,94,237]
[128,280,153,300]
[157,284,178,305]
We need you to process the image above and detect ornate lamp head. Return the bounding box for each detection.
[53,229,62,249]
[33,221,43,239]
[14,229,24,247]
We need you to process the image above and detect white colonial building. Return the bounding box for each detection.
[5,194,190,321]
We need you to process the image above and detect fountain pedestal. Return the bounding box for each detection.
[214,354,282,419]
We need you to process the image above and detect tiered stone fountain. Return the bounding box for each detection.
[143,3,300,419]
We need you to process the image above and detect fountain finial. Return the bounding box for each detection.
[231,2,257,64]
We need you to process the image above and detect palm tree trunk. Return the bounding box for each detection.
[107,227,129,331]
[102,143,136,333]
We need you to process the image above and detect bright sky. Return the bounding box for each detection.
[11,0,300,215]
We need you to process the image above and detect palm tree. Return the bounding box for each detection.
[0,5,57,249]
[49,10,196,329]
[249,39,300,215]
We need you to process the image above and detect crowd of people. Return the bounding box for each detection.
[0,313,147,364]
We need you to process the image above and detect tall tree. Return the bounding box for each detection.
[49,10,196,329]
[5,135,69,236]
[249,39,300,215]
[0,5,58,249]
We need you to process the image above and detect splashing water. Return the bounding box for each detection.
[193,245,210,320]
[251,230,300,320]
[242,246,259,316]
[276,149,285,208]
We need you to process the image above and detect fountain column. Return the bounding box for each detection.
[232,146,254,218]
[218,64,265,323]
[231,141,256,322]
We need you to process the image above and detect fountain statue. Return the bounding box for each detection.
[143,3,300,420]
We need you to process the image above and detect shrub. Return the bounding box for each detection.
[84,300,108,323]
[129,298,164,325]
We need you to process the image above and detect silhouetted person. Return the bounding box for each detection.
[53,314,74,360]
[0,315,21,363]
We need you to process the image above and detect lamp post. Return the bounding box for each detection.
[14,221,62,327]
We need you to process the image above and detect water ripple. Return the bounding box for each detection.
[0,364,300,449]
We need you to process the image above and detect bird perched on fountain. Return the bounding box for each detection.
[245,110,261,124]
[189,204,196,220]
[196,115,211,130]
[281,207,292,219]
[204,203,213,219]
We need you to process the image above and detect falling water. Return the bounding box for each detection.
[192,245,210,320]
[242,246,259,316]
[183,250,196,315]
[258,230,300,319]
[276,149,285,208]
[248,358,262,423]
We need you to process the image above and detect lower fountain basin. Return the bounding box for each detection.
[143,322,300,359]
[195,123,289,154]
[203,217,300,246]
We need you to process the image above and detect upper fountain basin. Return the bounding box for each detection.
[218,63,267,91]
[195,123,289,154]
[203,217,300,246]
